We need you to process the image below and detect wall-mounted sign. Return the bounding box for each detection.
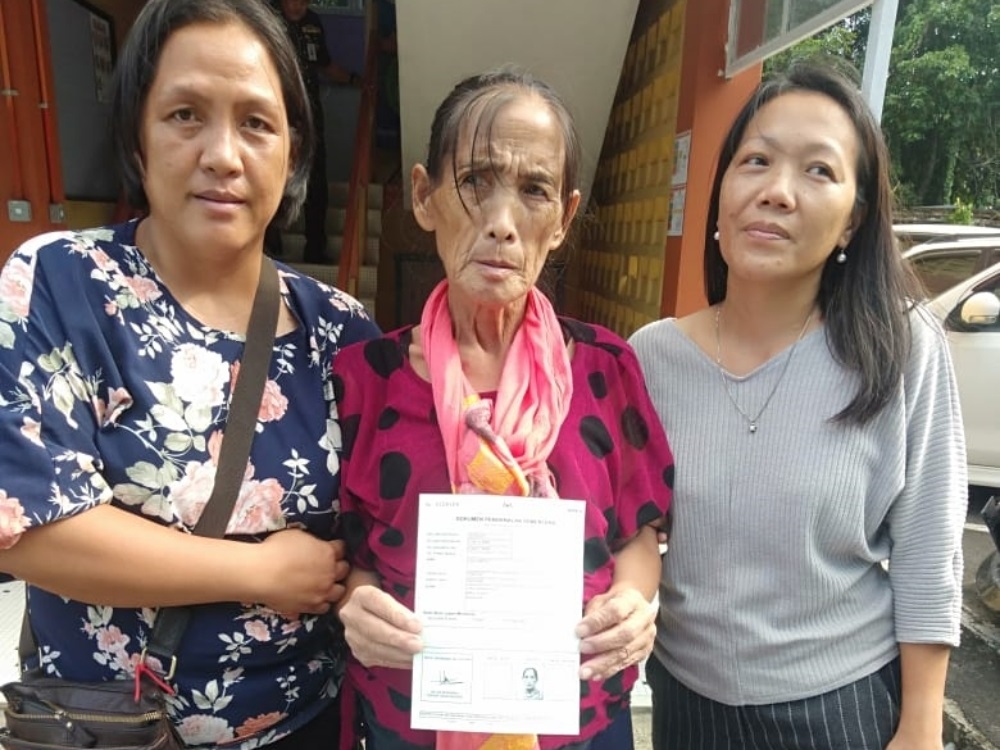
[668,186,686,237]
[671,131,691,187]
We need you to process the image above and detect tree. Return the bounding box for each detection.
[765,0,1000,208]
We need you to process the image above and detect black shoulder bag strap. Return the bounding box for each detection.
[20,257,281,681]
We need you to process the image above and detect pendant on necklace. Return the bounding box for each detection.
[749,422,758,434]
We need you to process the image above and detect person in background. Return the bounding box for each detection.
[269,0,361,263]
[0,0,378,746]
[630,60,967,749]
[332,69,675,750]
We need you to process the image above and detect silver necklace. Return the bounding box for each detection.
[714,305,814,434]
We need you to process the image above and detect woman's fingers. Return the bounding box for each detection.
[340,585,423,669]
[576,588,656,681]
[257,530,349,614]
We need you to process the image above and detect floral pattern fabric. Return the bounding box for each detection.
[0,221,380,748]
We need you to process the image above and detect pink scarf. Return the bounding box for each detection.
[420,279,574,749]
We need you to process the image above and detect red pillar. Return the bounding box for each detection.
[0,0,65,264]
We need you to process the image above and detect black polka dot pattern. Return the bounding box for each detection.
[621,406,649,450]
[338,511,366,553]
[603,507,619,546]
[595,341,623,357]
[388,688,411,712]
[379,452,411,499]
[392,582,410,599]
[561,319,597,344]
[380,527,405,548]
[602,672,624,696]
[341,414,360,460]
[584,536,611,573]
[364,339,404,378]
[663,464,675,488]
[378,407,401,430]
[331,373,345,404]
[580,706,597,727]
[588,371,608,399]
[636,501,663,528]
[580,416,614,459]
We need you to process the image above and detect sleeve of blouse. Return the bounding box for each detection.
[888,309,967,645]
[0,236,114,550]
[606,340,675,548]
[331,341,376,571]
[332,291,382,348]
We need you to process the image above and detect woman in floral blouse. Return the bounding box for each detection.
[0,0,378,747]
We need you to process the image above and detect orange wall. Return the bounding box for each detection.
[661,0,761,317]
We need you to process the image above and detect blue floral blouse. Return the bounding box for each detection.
[0,221,380,747]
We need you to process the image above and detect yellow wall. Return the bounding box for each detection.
[568,0,685,338]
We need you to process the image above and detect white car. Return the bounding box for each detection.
[894,222,1000,249]
[926,261,1000,490]
[902,235,1000,297]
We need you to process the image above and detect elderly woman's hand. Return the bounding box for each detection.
[575,586,656,682]
[339,581,424,669]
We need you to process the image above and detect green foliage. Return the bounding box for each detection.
[764,0,1000,209]
[949,197,975,224]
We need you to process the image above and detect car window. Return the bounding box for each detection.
[909,251,981,296]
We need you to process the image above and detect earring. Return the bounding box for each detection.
[836,249,847,264]
[713,230,720,241]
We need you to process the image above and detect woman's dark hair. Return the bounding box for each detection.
[110,0,312,227]
[704,59,922,425]
[424,69,582,210]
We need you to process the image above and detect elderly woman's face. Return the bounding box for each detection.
[139,21,291,255]
[412,95,580,310]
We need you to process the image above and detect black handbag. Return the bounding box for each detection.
[1,672,180,749]
[1,258,281,750]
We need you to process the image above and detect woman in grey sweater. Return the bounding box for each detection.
[630,60,966,750]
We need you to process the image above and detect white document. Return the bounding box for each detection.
[411,493,585,736]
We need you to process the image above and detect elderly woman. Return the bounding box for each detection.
[0,0,378,747]
[631,61,967,749]
[333,70,675,750]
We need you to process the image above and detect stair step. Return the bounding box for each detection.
[278,234,379,265]
[328,182,384,210]
[287,206,382,238]
[288,262,378,299]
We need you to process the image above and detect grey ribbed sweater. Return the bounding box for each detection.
[629,310,967,705]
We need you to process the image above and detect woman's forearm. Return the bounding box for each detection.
[894,642,950,740]
[0,503,342,614]
[610,525,661,601]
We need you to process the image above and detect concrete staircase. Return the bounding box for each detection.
[279,182,382,319]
